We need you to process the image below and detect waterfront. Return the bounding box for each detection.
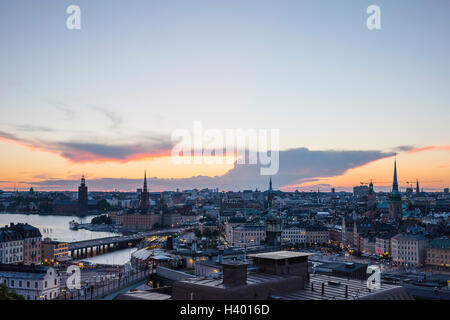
[0,213,119,242]
[0,213,138,265]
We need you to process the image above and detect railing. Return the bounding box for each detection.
[57,269,153,300]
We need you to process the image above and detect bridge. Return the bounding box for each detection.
[68,228,184,260]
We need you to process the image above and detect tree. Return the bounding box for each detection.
[91,214,112,225]
[0,283,25,300]
[97,199,111,212]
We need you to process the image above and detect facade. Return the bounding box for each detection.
[231,225,265,247]
[41,238,69,264]
[161,212,182,228]
[1,223,42,265]
[122,212,161,231]
[0,264,60,300]
[362,235,376,254]
[224,217,246,242]
[282,225,306,244]
[376,234,394,255]
[305,225,329,245]
[426,236,450,267]
[0,227,24,264]
[13,223,42,265]
[391,233,428,267]
[342,216,355,247]
[265,213,282,246]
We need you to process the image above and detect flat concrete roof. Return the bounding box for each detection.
[248,251,314,260]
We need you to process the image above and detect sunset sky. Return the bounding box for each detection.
[0,0,449,192]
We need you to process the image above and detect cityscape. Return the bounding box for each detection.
[1,160,449,301]
[0,0,449,312]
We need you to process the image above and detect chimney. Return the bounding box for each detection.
[217,249,224,264]
[222,261,247,286]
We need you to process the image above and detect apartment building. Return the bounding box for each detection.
[391,233,428,267]
[426,236,450,267]
[0,264,61,300]
[231,225,266,247]
[282,224,306,244]
[0,228,24,264]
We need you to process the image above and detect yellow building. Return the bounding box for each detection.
[426,236,450,267]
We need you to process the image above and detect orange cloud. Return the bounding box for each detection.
[408,145,450,154]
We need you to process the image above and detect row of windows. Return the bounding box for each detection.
[3,278,58,288]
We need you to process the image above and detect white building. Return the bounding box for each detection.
[282,225,306,244]
[0,265,61,300]
[391,233,428,267]
[0,228,24,264]
[231,225,266,247]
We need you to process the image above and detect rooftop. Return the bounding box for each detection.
[248,251,313,260]
[271,274,413,300]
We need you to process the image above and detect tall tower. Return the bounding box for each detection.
[416,179,420,196]
[140,170,150,212]
[78,175,88,216]
[267,177,274,208]
[367,179,376,210]
[388,159,402,219]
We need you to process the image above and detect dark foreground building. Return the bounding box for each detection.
[126,251,413,300]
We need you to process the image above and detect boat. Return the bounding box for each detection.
[69,220,79,230]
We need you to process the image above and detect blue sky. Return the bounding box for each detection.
[0,1,449,191]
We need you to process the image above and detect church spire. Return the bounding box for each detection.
[143,170,148,191]
[392,158,399,193]
[416,179,420,196]
[269,177,273,192]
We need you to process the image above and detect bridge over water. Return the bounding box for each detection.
[68,228,184,260]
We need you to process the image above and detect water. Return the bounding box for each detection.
[0,213,136,265]
[0,213,119,242]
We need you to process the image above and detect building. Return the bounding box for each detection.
[311,260,368,280]
[41,238,70,264]
[224,217,247,242]
[0,226,24,264]
[0,264,60,300]
[389,159,402,219]
[265,213,282,246]
[140,171,150,211]
[231,225,266,247]
[78,175,88,216]
[170,251,412,300]
[342,216,355,247]
[367,180,377,210]
[362,235,376,255]
[122,212,161,231]
[305,225,329,245]
[353,185,369,197]
[426,236,450,268]
[391,233,428,267]
[375,233,395,256]
[12,223,42,265]
[282,224,306,244]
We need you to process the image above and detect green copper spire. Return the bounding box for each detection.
[269,177,273,192]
